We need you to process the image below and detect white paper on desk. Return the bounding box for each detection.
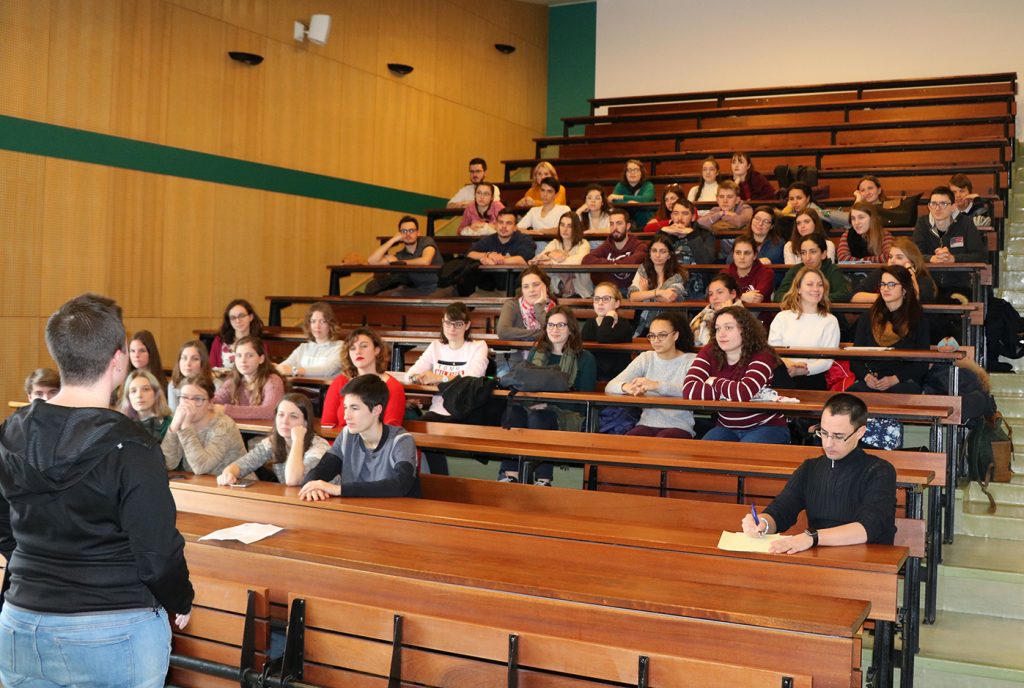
[198,523,284,544]
[717,531,786,553]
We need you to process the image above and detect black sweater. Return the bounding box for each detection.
[851,310,930,383]
[763,448,897,545]
[0,402,193,614]
[581,316,635,381]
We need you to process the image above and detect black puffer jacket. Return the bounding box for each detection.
[0,401,193,614]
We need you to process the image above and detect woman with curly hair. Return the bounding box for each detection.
[276,302,344,378]
[320,327,406,428]
[682,306,789,444]
[848,265,930,393]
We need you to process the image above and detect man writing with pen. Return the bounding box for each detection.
[741,393,897,554]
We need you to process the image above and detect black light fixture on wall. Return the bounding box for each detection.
[387,63,414,76]
[228,51,263,65]
[494,43,516,55]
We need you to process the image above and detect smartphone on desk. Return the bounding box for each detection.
[228,479,256,488]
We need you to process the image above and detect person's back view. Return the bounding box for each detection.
[0,293,193,688]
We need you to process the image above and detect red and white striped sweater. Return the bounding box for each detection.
[681,346,784,429]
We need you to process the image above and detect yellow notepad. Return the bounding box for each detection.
[717,530,785,553]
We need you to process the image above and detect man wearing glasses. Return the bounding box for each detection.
[740,393,897,553]
[366,215,443,295]
[912,186,987,297]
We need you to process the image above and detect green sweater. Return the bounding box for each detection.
[773,259,852,303]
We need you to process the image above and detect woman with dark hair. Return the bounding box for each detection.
[769,266,841,391]
[531,211,592,297]
[212,336,285,420]
[500,306,597,485]
[628,235,687,303]
[730,152,775,201]
[276,302,344,378]
[687,157,720,202]
[643,183,685,232]
[576,183,612,233]
[690,273,743,346]
[497,266,557,340]
[607,312,698,438]
[168,340,212,411]
[725,236,774,304]
[218,393,330,486]
[682,306,788,444]
[458,182,504,236]
[852,238,937,303]
[774,234,852,304]
[321,327,406,428]
[127,330,167,391]
[517,177,571,232]
[733,206,785,265]
[848,265,930,393]
[783,208,836,264]
[609,159,656,227]
[210,299,266,369]
[837,202,894,263]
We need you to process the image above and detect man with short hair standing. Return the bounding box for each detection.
[741,392,897,553]
[0,293,194,687]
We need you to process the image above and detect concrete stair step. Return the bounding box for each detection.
[991,394,1024,417]
[955,500,1024,540]
[931,535,1024,619]
[988,373,1024,395]
[959,478,1024,506]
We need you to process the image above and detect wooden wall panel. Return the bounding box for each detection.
[0,319,48,412]
[46,0,117,131]
[371,79,437,191]
[335,64,379,182]
[0,152,45,318]
[110,0,170,143]
[376,0,437,94]
[160,175,217,318]
[164,5,225,152]
[39,159,113,316]
[220,26,267,161]
[107,169,167,318]
[0,0,52,120]
[221,0,269,35]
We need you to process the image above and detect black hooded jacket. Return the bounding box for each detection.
[0,401,193,614]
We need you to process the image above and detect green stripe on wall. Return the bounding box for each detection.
[546,2,596,137]
[0,115,446,213]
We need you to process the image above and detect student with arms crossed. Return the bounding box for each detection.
[741,392,897,552]
[299,375,420,500]
[464,208,534,294]
[607,312,697,439]
[366,216,443,296]
[0,294,193,688]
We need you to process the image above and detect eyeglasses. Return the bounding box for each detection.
[815,428,858,442]
[879,281,900,290]
[180,396,208,405]
[545,322,569,330]
[399,228,418,235]
[442,320,467,328]
[928,201,951,209]
[646,331,676,342]
[593,295,616,304]
[228,312,251,322]
[751,216,772,226]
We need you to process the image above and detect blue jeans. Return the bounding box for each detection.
[0,604,171,687]
[702,424,791,444]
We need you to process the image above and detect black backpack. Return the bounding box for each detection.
[985,297,1024,364]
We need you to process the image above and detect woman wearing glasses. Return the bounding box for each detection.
[607,312,697,438]
[608,159,656,228]
[732,206,785,266]
[682,306,789,444]
[210,299,266,370]
[848,265,930,393]
[582,282,635,381]
[162,375,245,475]
[500,306,596,485]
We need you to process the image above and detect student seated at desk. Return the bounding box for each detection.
[949,173,990,226]
[530,211,592,297]
[741,392,897,551]
[730,206,785,266]
[641,183,683,232]
[607,312,697,438]
[608,159,656,227]
[730,152,775,202]
[690,273,743,347]
[217,394,331,487]
[576,183,612,233]
[127,330,167,393]
[912,186,987,300]
[464,208,534,295]
[500,306,597,485]
[682,306,789,444]
[768,266,841,391]
[582,282,635,381]
[783,208,836,265]
[447,157,500,208]
[696,180,752,233]
[776,182,826,239]
[517,178,571,234]
[837,202,893,264]
[212,336,285,421]
[24,368,59,402]
[299,375,420,500]
[580,209,648,292]
[321,328,406,428]
[724,236,774,305]
[516,161,567,208]
[851,238,937,304]
[458,182,504,236]
[848,265,930,394]
[168,340,211,411]
[687,156,720,202]
[497,266,558,340]
[658,199,716,299]
[275,301,344,379]
[162,375,245,475]
[210,299,266,370]
[120,370,172,441]
[366,216,443,296]
[774,234,852,304]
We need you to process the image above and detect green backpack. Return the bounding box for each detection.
[964,413,1012,511]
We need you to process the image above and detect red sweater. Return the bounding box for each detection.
[321,374,406,428]
[681,347,784,429]
[724,261,774,302]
